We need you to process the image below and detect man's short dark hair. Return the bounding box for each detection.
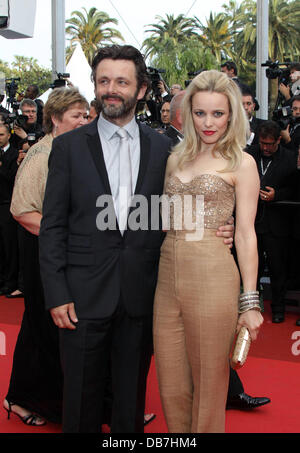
[290,63,300,72]
[20,98,37,111]
[240,84,255,101]
[292,95,300,104]
[221,61,238,76]
[0,123,11,135]
[258,120,281,141]
[28,84,39,97]
[91,45,150,94]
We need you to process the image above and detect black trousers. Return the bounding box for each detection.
[59,301,153,433]
[257,232,288,314]
[6,227,62,422]
[0,204,19,290]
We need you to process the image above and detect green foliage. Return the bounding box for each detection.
[148,39,217,88]
[0,56,52,97]
[142,1,300,88]
[66,7,124,65]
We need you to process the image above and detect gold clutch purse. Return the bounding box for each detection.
[230,327,251,370]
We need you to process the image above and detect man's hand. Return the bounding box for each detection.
[17,150,27,165]
[50,302,78,330]
[158,80,167,96]
[216,216,234,247]
[13,124,27,139]
[279,83,291,101]
[260,186,275,202]
[280,124,291,144]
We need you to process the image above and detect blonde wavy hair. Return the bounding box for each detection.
[43,87,89,134]
[175,69,249,172]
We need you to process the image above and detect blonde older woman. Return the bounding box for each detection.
[3,87,88,426]
[153,70,263,433]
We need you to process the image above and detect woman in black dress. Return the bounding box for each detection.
[3,88,89,425]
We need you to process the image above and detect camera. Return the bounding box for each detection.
[50,72,70,89]
[147,67,168,98]
[272,105,293,130]
[2,112,28,130]
[262,60,291,86]
[184,69,205,88]
[5,77,21,110]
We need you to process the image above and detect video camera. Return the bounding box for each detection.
[50,72,70,89]
[147,67,168,99]
[2,111,28,130]
[5,77,21,110]
[185,69,205,88]
[272,105,294,130]
[262,60,291,86]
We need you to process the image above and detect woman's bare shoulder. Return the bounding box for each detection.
[239,151,257,172]
[166,151,181,175]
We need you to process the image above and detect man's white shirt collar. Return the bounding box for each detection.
[98,113,139,141]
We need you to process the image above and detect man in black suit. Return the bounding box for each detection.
[23,84,44,127]
[39,45,235,433]
[0,124,20,296]
[10,99,44,150]
[240,85,265,148]
[280,95,300,154]
[0,94,9,116]
[247,121,298,323]
[164,90,185,146]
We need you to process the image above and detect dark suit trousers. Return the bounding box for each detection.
[59,300,153,433]
[257,232,288,314]
[0,204,19,290]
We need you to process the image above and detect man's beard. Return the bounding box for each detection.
[96,91,138,120]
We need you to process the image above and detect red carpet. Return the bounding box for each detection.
[0,295,299,433]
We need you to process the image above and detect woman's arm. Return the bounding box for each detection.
[13,212,42,236]
[234,152,263,341]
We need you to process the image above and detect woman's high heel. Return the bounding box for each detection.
[3,400,46,426]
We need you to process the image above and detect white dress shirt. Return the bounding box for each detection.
[97,113,141,218]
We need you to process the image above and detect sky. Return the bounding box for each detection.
[0,0,227,68]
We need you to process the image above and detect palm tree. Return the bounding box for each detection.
[142,14,198,59]
[66,7,124,65]
[193,12,233,66]
[268,0,300,62]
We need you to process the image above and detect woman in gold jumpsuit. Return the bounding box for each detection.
[153,70,263,433]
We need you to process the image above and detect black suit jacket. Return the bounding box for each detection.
[39,119,171,320]
[246,117,265,147]
[0,145,18,204]
[164,125,183,147]
[247,144,297,237]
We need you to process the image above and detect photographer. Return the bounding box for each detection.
[10,98,44,150]
[241,85,265,147]
[279,63,300,107]
[0,94,9,116]
[280,95,300,154]
[247,121,298,323]
[0,124,22,297]
[24,84,44,127]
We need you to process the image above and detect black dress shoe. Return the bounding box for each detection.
[0,287,13,296]
[296,319,300,327]
[226,392,271,410]
[6,292,24,299]
[272,313,285,323]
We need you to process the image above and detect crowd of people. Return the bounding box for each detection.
[0,46,299,433]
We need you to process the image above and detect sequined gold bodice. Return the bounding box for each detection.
[165,174,235,232]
